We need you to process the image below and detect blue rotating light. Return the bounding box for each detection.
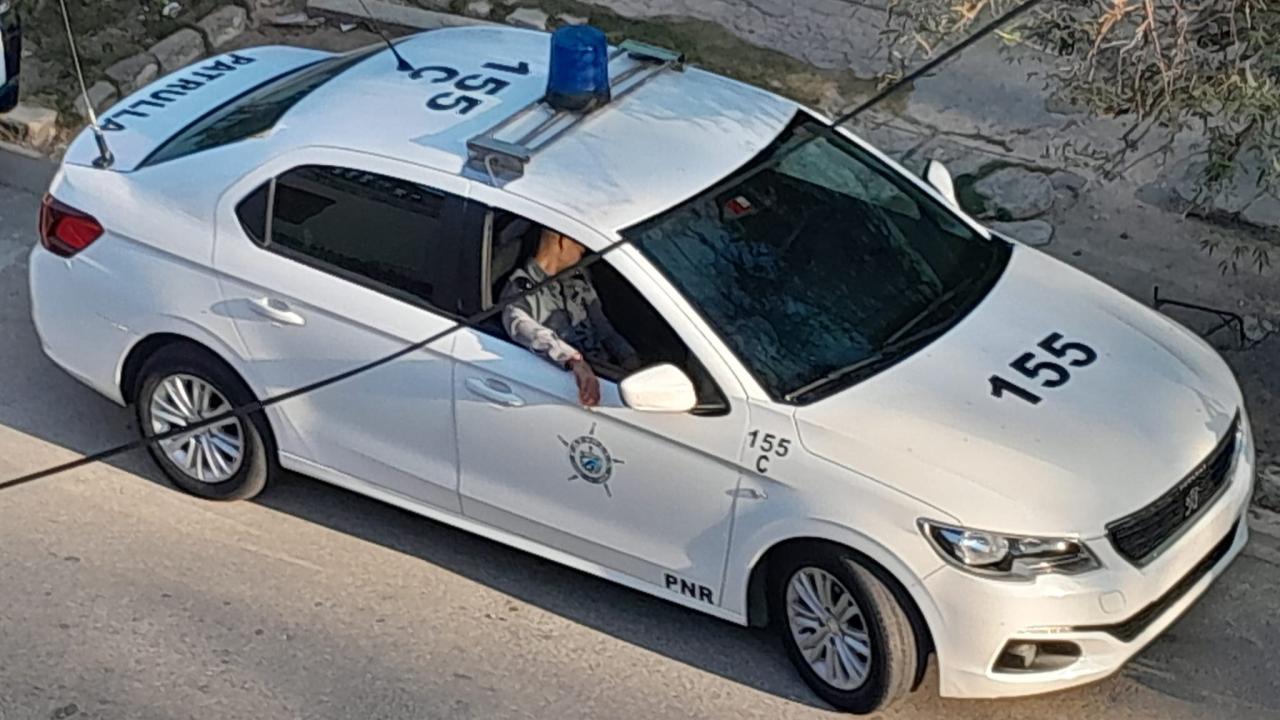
[546,25,611,112]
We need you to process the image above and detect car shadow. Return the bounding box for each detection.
[0,269,821,707]
[249,469,826,708]
[0,349,824,708]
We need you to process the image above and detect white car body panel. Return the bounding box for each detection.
[452,325,745,602]
[211,147,467,511]
[30,26,1257,703]
[449,244,755,603]
[795,245,1243,536]
[277,449,747,623]
[30,162,247,404]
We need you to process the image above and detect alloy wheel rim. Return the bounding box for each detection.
[148,373,244,484]
[786,567,873,690]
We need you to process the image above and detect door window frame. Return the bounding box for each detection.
[455,189,743,414]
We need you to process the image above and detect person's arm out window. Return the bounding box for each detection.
[501,288,582,368]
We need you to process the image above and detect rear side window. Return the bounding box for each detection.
[264,165,461,312]
[142,47,379,168]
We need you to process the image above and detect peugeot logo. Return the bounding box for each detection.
[1183,486,1201,518]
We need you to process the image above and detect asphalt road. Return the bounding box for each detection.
[2,171,1280,720]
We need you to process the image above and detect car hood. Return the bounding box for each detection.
[794,245,1242,536]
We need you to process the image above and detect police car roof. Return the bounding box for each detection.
[284,26,801,235]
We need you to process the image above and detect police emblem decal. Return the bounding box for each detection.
[559,422,624,497]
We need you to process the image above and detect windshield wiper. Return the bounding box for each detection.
[782,280,981,404]
[782,350,896,403]
[881,274,980,347]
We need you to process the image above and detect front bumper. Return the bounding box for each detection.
[926,419,1255,699]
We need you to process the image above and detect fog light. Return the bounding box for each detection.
[994,640,1082,673]
[1000,642,1038,669]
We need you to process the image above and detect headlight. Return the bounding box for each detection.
[919,520,1099,579]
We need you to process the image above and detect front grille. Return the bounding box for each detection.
[1106,414,1239,566]
[1079,520,1238,642]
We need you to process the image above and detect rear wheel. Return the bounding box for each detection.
[135,344,273,500]
[771,544,919,714]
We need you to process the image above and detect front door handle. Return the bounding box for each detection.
[465,377,525,407]
[249,297,306,326]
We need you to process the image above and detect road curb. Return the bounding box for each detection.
[0,141,55,195]
[306,0,499,31]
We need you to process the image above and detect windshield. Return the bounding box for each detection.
[626,115,1011,404]
[142,46,380,168]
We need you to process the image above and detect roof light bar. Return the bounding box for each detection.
[546,25,611,112]
[465,27,683,185]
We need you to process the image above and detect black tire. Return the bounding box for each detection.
[134,343,274,501]
[771,543,919,715]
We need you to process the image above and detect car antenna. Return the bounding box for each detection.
[353,0,414,73]
[56,0,113,168]
[831,0,1040,126]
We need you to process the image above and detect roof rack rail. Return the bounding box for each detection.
[466,39,685,184]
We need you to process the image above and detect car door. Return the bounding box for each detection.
[213,148,468,512]
[448,197,754,609]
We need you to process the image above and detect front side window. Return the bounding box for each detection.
[626,115,1010,404]
[480,209,728,414]
[259,164,460,312]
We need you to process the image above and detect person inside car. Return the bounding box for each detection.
[500,228,641,406]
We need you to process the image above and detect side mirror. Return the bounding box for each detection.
[925,159,958,207]
[0,2,20,113]
[620,363,697,413]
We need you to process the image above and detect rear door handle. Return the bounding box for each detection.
[249,297,306,326]
[465,377,525,407]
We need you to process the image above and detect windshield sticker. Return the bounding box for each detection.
[559,422,624,497]
[98,53,258,132]
[723,195,755,219]
[414,59,529,116]
[989,332,1098,405]
[746,430,792,474]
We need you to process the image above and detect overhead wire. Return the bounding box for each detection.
[0,0,1042,492]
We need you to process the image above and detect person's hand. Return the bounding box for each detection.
[570,358,600,407]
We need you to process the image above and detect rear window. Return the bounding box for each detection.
[141,46,380,168]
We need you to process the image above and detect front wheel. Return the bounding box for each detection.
[771,544,920,714]
[135,344,273,500]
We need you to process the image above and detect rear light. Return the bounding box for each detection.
[39,194,103,258]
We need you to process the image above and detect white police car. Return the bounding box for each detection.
[30,25,1256,714]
